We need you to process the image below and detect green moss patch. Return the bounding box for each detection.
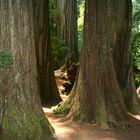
[0,52,13,68]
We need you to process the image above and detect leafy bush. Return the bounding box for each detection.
[51,37,70,70]
[134,73,140,87]
[132,0,140,87]
[132,33,140,69]
[132,33,140,87]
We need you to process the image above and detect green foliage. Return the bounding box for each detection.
[51,37,70,70]
[49,0,70,69]
[132,33,140,69]
[49,0,85,69]
[0,52,13,68]
[134,73,140,87]
[54,102,70,116]
[132,0,140,87]
[49,0,57,36]
[132,0,140,14]
[77,0,85,52]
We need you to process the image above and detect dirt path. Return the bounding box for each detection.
[44,108,140,140]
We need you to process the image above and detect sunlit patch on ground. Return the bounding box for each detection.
[43,107,76,140]
[43,108,140,140]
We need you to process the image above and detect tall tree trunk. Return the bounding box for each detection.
[57,0,78,57]
[33,0,61,105]
[0,0,54,139]
[112,0,140,113]
[57,0,129,129]
[57,0,66,39]
[65,0,78,57]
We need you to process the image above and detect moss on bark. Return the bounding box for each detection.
[54,86,76,115]
[1,100,54,140]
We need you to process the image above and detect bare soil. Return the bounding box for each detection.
[44,108,140,140]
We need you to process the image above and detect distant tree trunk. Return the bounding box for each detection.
[0,0,54,139]
[57,0,78,57]
[57,0,66,39]
[65,0,78,57]
[56,0,129,129]
[33,0,61,105]
[112,0,140,113]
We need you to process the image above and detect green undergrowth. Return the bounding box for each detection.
[54,90,76,116]
[54,101,70,116]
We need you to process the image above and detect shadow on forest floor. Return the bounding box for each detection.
[43,108,140,140]
[48,69,140,140]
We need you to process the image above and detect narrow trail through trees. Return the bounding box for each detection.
[49,69,140,140]
[44,108,140,140]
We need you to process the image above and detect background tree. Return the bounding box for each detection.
[57,0,66,39]
[50,0,84,70]
[56,0,131,128]
[0,0,54,139]
[49,0,69,69]
[33,0,61,105]
[57,0,78,61]
[112,0,140,113]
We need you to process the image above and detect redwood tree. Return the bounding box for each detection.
[56,0,130,128]
[57,0,66,39]
[57,0,78,57]
[33,0,61,105]
[0,0,54,139]
[112,0,140,113]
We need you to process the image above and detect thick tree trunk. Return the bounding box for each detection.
[112,0,140,113]
[0,0,54,139]
[33,0,61,105]
[57,0,129,129]
[57,0,78,57]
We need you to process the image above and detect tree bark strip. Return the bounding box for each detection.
[112,0,140,113]
[57,0,130,129]
[33,0,61,105]
[57,0,78,57]
[0,0,54,139]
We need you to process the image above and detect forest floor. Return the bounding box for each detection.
[44,108,140,140]
[44,69,140,140]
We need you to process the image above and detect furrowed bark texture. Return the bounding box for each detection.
[0,0,54,139]
[57,0,78,57]
[33,0,61,105]
[68,0,129,128]
[57,0,66,39]
[112,0,140,113]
